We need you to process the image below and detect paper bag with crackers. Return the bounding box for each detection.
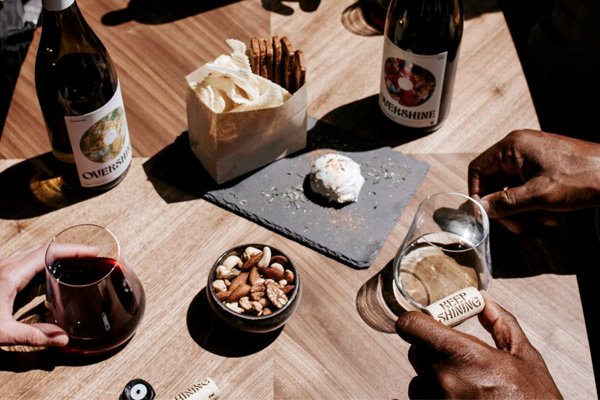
[186,36,307,184]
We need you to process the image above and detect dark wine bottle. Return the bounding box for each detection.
[379,0,463,132]
[35,0,131,191]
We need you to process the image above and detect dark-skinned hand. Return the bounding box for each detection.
[396,292,563,399]
[468,129,600,232]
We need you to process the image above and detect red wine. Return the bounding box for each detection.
[379,0,463,131]
[35,0,131,191]
[46,257,145,354]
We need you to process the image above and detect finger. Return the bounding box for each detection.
[45,242,100,265]
[5,244,45,260]
[1,243,99,295]
[408,376,445,399]
[478,178,547,219]
[396,312,487,355]
[408,344,443,377]
[0,319,68,347]
[478,292,532,356]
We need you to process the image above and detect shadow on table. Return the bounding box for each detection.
[356,259,407,334]
[342,0,500,36]
[186,288,282,357]
[143,114,426,206]
[101,0,242,25]
[0,152,97,220]
[262,0,320,15]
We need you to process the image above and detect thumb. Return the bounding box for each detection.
[0,320,69,347]
[478,292,533,356]
[478,178,545,218]
[396,311,487,354]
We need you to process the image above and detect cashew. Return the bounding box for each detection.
[216,265,230,279]
[213,279,227,293]
[225,302,244,313]
[258,246,271,268]
[223,255,243,269]
[243,246,261,260]
[278,279,288,288]
[227,268,241,280]
[271,263,284,273]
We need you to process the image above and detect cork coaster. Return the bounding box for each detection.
[425,287,485,326]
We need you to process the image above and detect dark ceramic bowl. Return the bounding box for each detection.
[206,244,302,333]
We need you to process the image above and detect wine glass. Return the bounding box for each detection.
[45,224,145,354]
[393,192,492,312]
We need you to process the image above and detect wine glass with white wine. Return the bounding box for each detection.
[393,192,492,312]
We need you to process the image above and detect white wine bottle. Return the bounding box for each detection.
[379,0,463,132]
[35,0,131,191]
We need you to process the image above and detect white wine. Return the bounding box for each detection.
[379,0,463,131]
[395,232,482,310]
[35,0,131,191]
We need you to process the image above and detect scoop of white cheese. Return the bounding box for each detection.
[309,154,365,203]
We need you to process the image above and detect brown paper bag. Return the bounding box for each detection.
[186,69,307,184]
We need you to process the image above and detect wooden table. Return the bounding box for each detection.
[0,0,596,398]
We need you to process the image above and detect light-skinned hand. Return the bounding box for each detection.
[0,243,97,347]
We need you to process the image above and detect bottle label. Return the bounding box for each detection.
[64,81,132,188]
[42,0,75,11]
[379,37,447,128]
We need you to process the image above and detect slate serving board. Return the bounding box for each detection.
[146,117,429,269]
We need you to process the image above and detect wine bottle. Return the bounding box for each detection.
[35,0,131,191]
[379,0,463,132]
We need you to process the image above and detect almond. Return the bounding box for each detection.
[284,269,294,283]
[216,290,231,301]
[243,251,263,271]
[249,267,261,285]
[229,272,249,293]
[270,255,288,265]
[261,267,284,281]
[282,285,295,295]
[228,284,251,304]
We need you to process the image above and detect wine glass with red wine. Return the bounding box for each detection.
[45,224,145,355]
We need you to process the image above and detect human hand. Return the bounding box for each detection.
[0,243,96,347]
[396,293,562,399]
[468,130,600,232]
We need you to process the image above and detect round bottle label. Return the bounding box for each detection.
[379,37,447,128]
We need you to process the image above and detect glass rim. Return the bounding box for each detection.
[394,191,491,311]
[414,191,490,251]
[45,224,121,288]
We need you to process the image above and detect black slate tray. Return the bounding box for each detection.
[145,117,429,269]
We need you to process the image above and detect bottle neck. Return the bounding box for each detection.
[43,0,76,12]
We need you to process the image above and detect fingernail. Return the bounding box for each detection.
[50,334,69,346]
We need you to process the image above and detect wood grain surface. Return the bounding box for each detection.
[0,0,596,398]
[0,155,595,399]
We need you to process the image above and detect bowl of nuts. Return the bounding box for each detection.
[207,244,301,333]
